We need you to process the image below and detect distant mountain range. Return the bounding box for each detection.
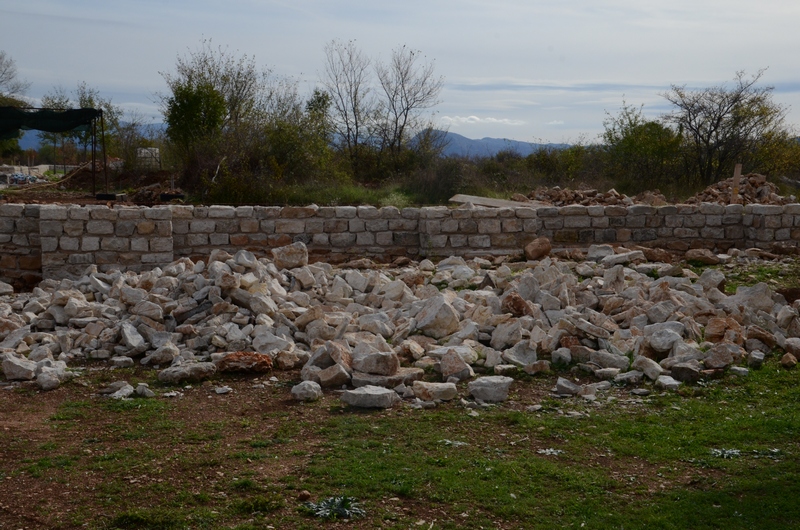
[436,131,568,158]
[18,128,567,158]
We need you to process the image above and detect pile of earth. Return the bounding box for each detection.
[523,187,668,207]
[518,173,792,207]
[684,173,793,205]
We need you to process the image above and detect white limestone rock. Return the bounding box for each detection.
[341,385,400,408]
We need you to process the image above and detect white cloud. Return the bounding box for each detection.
[547,120,564,125]
[440,115,525,126]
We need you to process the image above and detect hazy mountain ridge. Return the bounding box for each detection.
[18,128,567,158]
[437,131,568,158]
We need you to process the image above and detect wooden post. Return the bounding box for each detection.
[732,163,742,204]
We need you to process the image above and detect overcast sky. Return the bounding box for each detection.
[3,0,799,143]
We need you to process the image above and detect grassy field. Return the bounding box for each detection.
[1,350,798,529]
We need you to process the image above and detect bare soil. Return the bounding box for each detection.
[0,364,719,529]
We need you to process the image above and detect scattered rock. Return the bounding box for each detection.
[781,353,797,369]
[341,385,400,408]
[468,376,514,403]
[291,380,323,402]
[524,237,551,260]
[158,362,217,384]
[412,381,458,401]
[214,351,274,372]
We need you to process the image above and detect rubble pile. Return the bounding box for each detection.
[1,242,798,407]
[129,183,185,204]
[684,173,793,205]
[526,187,668,207]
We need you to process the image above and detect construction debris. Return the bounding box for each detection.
[684,173,793,205]
[525,187,668,207]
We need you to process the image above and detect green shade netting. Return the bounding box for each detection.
[0,107,102,140]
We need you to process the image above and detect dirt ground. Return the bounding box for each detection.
[0,169,180,206]
[0,363,697,530]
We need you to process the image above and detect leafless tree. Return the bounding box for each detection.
[322,40,375,161]
[0,50,30,101]
[662,69,790,184]
[375,46,443,159]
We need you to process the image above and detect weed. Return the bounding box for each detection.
[302,496,366,520]
[230,494,284,515]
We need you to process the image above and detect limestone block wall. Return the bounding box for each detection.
[0,203,41,287]
[170,204,421,263]
[39,205,173,280]
[1,200,799,285]
[418,203,800,258]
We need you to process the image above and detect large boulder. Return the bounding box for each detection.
[412,381,458,401]
[415,295,460,339]
[352,351,400,376]
[291,381,323,402]
[213,351,274,372]
[440,349,474,381]
[158,362,217,384]
[524,237,551,260]
[2,354,37,380]
[341,385,400,408]
[468,376,514,403]
[272,242,309,270]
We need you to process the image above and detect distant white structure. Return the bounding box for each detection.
[136,148,160,169]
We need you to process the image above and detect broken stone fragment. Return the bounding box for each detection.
[523,360,551,376]
[468,376,514,403]
[414,295,460,339]
[524,237,551,261]
[655,375,681,391]
[341,385,400,408]
[631,355,663,381]
[440,349,474,382]
[781,353,797,369]
[2,354,37,380]
[554,376,581,396]
[158,362,217,384]
[670,361,702,383]
[685,248,720,265]
[291,380,323,402]
[412,381,458,401]
[352,351,400,376]
[272,242,309,270]
[213,351,274,372]
[317,363,351,388]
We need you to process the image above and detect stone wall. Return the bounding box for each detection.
[0,203,41,286]
[38,205,173,281]
[1,201,799,285]
[170,204,421,263]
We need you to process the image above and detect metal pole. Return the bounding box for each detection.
[100,110,108,194]
[91,117,96,195]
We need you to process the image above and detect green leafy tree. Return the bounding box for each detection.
[662,69,791,184]
[164,81,226,182]
[602,102,682,192]
[165,82,226,151]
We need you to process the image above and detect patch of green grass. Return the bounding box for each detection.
[23,455,75,478]
[230,478,259,491]
[50,400,91,421]
[294,359,800,528]
[101,398,167,414]
[229,494,285,515]
[689,260,800,294]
